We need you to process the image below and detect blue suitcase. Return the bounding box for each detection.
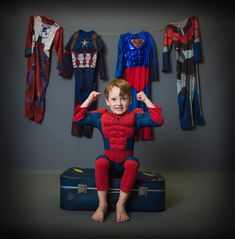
[60,167,166,212]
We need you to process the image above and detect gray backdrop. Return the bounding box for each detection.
[0,0,234,173]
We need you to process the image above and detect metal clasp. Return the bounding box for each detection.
[77,184,87,194]
[138,186,148,196]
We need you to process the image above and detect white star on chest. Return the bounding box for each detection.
[81,38,88,47]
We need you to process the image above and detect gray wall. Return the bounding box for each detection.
[0,1,234,172]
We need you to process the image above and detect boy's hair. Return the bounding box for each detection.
[104,79,131,100]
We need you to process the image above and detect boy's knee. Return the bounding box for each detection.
[95,155,110,169]
[124,158,139,171]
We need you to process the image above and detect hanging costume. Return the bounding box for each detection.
[162,16,204,129]
[24,15,63,123]
[115,31,158,140]
[73,104,163,193]
[60,30,106,138]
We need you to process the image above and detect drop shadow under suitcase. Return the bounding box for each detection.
[60,167,166,212]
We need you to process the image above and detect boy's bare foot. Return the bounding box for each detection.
[116,202,130,223]
[92,204,107,222]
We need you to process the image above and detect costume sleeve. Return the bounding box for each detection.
[59,33,74,78]
[135,106,164,128]
[96,35,106,80]
[53,26,63,70]
[24,15,34,57]
[193,16,201,63]
[72,105,106,129]
[115,35,124,78]
[162,25,173,72]
[149,33,158,81]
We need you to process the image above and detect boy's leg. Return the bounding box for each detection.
[117,157,139,223]
[116,190,130,223]
[93,156,110,222]
[92,190,108,222]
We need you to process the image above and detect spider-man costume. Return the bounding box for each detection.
[73,105,163,193]
[115,31,158,140]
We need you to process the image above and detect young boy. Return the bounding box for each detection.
[73,79,163,223]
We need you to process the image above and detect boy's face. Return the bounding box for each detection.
[105,86,131,115]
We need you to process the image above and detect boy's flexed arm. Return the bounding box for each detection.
[135,91,164,127]
[81,91,101,108]
[73,91,105,127]
[136,91,156,108]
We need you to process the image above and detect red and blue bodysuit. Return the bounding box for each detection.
[60,30,106,138]
[73,105,163,193]
[115,31,158,140]
[162,16,204,129]
[24,15,63,123]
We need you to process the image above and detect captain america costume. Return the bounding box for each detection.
[115,31,158,140]
[72,104,163,193]
[60,30,106,138]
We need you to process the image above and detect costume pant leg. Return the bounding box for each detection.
[25,55,36,121]
[95,155,110,191]
[72,69,96,137]
[178,89,193,129]
[177,69,204,129]
[193,65,204,125]
[25,45,50,123]
[120,157,139,194]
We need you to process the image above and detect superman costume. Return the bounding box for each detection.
[162,16,204,129]
[115,31,158,140]
[60,30,106,138]
[72,105,163,193]
[24,15,63,123]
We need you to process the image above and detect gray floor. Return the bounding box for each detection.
[0,171,234,239]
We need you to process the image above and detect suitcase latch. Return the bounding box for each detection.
[78,184,87,194]
[138,186,148,196]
